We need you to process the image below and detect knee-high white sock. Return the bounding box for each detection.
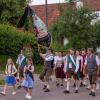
[92,89,95,92]
[96,81,100,89]
[45,82,50,89]
[75,85,78,90]
[66,81,70,91]
[75,81,79,90]
[47,85,50,89]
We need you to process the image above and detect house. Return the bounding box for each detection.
[31,0,100,27]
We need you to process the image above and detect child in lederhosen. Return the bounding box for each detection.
[0,58,17,95]
[22,58,34,99]
[16,49,26,89]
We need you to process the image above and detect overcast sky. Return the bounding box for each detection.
[31,0,66,5]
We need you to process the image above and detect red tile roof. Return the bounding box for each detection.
[82,0,100,11]
[31,3,67,27]
[31,0,100,27]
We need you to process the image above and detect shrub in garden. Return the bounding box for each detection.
[0,24,40,64]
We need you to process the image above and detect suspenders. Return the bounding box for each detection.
[6,64,13,74]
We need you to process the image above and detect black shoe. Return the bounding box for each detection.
[73,83,76,88]
[80,83,84,87]
[17,85,22,89]
[63,90,70,94]
[92,92,95,96]
[44,88,50,92]
[56,83,59,86]
[43,85,47,90]
[61,84,64,86]
[89,92,92,95]
[83,84,86,87]
[75,90,79,93]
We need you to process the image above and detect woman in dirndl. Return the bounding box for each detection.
[55,52,66,86]
[0,58,17,96]
[22,58,34,99]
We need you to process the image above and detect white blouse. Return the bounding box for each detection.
[16,54,25,66]
[55,57,63,68]
[76,56,82,68]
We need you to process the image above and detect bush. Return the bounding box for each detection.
[0,54,11,71]
[0,24,40,64]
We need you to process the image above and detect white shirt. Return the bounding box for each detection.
[64,55,79,73]
[70,55,79,73]
[55,56,63,68]
[67,55,79,73]
[64,56,68,73]
[42,53,54,61]
[16,54,25,66]
[76,56,83,69]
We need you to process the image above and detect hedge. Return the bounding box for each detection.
[0,24,40,64]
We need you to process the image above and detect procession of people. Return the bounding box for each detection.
[0,45,34,99]
[39,48,100,97]
[0,47,100,99]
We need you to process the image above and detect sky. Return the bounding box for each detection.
[31,0,66,5]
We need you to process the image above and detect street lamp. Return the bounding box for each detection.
[45,0,48,29]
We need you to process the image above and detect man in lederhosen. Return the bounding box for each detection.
[84,48,99,96]
[64,49,80,94]
[39,48,54,92]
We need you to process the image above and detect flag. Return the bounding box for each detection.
[17,6,51,47]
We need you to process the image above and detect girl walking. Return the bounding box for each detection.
[0,58,17,95]
[55,52,65,86]
[22,58,34,99]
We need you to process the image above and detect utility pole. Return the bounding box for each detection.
[45,0,48,29]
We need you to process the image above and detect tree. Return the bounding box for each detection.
[0,0,27,25]
[93,21,100,48]
[51,6,98,50]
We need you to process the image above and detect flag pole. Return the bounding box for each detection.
[45,0,48,30]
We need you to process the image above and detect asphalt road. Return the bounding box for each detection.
[0,75,100,100]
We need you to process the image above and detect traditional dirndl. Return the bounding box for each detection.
[79,59,84,79]
[5,75,16,85]
[55,67,66,79]
[22,75,34,88]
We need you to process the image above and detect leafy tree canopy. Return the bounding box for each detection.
[51,6,98,50]
[0,0,27,25]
